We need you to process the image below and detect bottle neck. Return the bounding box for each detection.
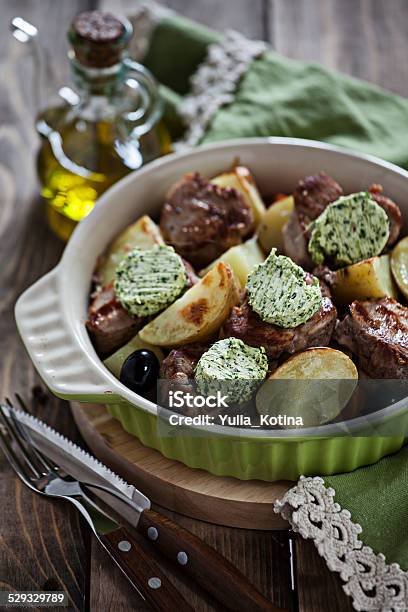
[69,52,124,99]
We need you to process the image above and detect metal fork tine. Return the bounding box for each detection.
[0,426,38,491]
[11,409,55,474]
[7,397,57,475]
[0,404,43,478]
[14,393,32,414]
[2,401,147,512]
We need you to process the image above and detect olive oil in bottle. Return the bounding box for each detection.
[36,11,171,241]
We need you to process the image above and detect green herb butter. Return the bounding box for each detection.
[195,338,268,403]
[114,245,187,317]
[308,192,389,266]
[246,249,322,327]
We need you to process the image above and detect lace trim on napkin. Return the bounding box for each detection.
[177,31,266,148]
[275,476,408,611]
[129,5,266,147]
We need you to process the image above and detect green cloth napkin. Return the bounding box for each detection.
[140,12,408,569]
[145,14,408,169]
[326,447,408,570]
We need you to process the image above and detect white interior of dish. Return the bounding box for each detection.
[58,138,408,437]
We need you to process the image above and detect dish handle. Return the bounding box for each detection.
[15,267,115,403]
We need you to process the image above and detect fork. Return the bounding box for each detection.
[4,395,147,513]
[0,401,193,612]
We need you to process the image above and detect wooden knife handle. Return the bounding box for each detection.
[138,509,282,611]
[100,527,193,612]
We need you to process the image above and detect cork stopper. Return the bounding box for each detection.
[68,11,132,68]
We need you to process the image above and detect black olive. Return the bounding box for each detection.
[120,349,160,394]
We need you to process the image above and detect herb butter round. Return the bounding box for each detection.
[308,192,389,266]
[115,245,187,317]
[195,338,268,403]
[246,249,322,327]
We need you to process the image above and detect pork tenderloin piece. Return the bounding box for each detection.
[334,298,408,379]
[160,172,254,269]
[283,172,343,268]
[159,344,208,414]
[87,258,197,356]
[368,184,402,246]
[86,283,143,356]
[282,211,312,270]
[294,171,343,220]
[221,293,337,360]
[160,344,207,384]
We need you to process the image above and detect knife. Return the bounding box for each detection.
[1,403,193,612]
[10,408,279,611]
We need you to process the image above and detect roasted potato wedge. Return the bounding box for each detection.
[256,347,358,427]
[391,236,408,300]
[139,262,240,346]
[97,215,164,286]
[199,238,265,288]
[332,254,398,304]
[257,196,294,254]
[211,166,266,226]
[103,334,164,378]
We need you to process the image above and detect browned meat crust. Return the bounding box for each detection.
[181,257,199,286]
[88,258,196,357]
[368,184,402,246]
[160,344,207,383]
[160,172,254,268]
[313,264,337,289]
[283,174,402,269]
[283,172,343,268]
[221,295,337,360]
[294,171,343,220]
[159,344,208,414]
[86,284,142,356]
[282,211,313,269]
[334,298,408,378]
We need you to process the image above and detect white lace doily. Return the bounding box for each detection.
[177,31,266,148]
[128,6,407,610]
[129,0,408,612]
[275,476,408,611]
[129,4,266,148]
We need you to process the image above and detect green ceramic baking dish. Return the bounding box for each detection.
[15,138,408,481]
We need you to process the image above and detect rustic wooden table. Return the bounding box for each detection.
[1,1,407,610]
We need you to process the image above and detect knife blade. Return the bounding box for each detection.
[8,407,150,524]
[1,405,193,611]
[9,407,280,611]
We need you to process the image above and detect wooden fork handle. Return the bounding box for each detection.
[137,508,281,611]
[100,527,193,612]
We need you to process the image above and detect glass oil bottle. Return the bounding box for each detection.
[31,11,171,240]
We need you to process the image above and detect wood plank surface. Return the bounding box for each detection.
[266,2,408,609]
[0,3,93,610]
[295,540,353,612]
[101,0,267,39]
[71,402,291,530]
[268,0,408,97]
[1,0,406,611]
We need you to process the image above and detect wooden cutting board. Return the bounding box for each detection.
[71,402,292,530]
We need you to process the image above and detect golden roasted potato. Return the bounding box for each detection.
[256,347,358,427]
[391,236,408,300]
[139,262,240,346]
[103,334,164,378]
[97,215,164,286]
[199,238,265,288]
[332,254,398,304]
[257,196,294,254]
[211,166,266,226]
